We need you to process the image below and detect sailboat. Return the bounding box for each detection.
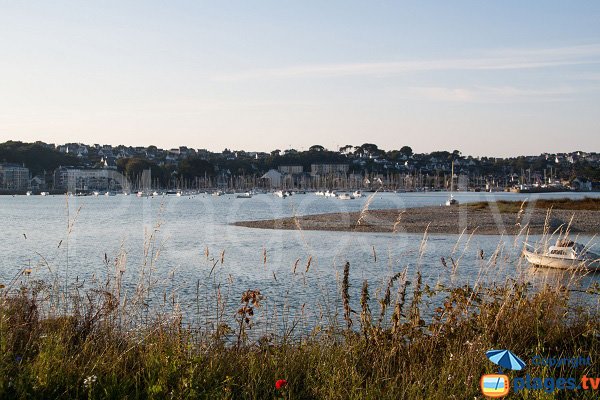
[445,161,459,206]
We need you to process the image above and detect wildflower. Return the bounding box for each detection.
[275,379,288,390]
[83,375,97,388]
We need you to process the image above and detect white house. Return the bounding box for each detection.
[261,169,283,188]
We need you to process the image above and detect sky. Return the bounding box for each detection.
[1,1,599,157]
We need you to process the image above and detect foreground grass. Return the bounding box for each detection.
[464,197,600,213]
[1,276,599,399]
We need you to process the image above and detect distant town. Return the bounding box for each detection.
[0,140,599,194]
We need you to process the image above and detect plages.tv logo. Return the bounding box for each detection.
[480,349,526,398]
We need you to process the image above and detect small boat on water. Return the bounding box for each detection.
[337,193,354,200]
[105,191,116,196]
[523,240,600,271]
[353,190,363,198]
[274,190,287,198]
[236,192,252,198]
[26,191,32,196]
[445,161,459,206]
[40,191,49,196]
[212,190,223,196]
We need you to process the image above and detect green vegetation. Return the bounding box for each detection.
[1,273,598,399]
[0,141,80,176]
[465,197,600,213]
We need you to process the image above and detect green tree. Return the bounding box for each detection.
[178,158,215,179]
[400,146,413,157]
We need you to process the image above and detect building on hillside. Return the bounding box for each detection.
[310,163,349,176]
[278,165,303,174]
[571,177,592,191]
[30,175,46,191]
[53,167,125,192]
[0,163,30,190]
[261,169,283,188]
[101,156,118,170]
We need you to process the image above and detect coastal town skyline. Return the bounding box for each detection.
[2,1,600,156]
[2,139,599,194]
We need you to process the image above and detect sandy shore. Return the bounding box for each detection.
[233,206,600,235]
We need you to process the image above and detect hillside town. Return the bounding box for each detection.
[0,140,599,194]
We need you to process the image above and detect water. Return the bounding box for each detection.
[1,191,599,334]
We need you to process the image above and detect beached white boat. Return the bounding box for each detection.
[523,240,600,271]
[274,190,287,198]
[315,191,325,196]
[445,194,458,206]
[26,191,32,196]
[212,190,223,196]
[236,192,252,198]
[40,191,49,196]
[353,190,362,198]
[105,191,116,196]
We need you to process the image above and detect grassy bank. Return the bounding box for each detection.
[465,197,600,213]
[1,272,599,399]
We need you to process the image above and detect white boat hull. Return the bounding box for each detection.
[523,249,600,271]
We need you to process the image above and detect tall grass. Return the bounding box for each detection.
[1,266,599,399]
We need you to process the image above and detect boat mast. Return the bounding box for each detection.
[450,161,454,194]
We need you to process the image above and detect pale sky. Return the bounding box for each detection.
[1,1,599,156]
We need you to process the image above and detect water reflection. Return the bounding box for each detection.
[1,192,598,334]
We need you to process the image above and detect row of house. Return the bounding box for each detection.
[50,142,272,165]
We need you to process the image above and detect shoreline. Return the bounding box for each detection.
[233,205,600,235]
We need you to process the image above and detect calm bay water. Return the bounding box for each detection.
[1,191,599,332]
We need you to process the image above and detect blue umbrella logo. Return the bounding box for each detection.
[486,349,526,371]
